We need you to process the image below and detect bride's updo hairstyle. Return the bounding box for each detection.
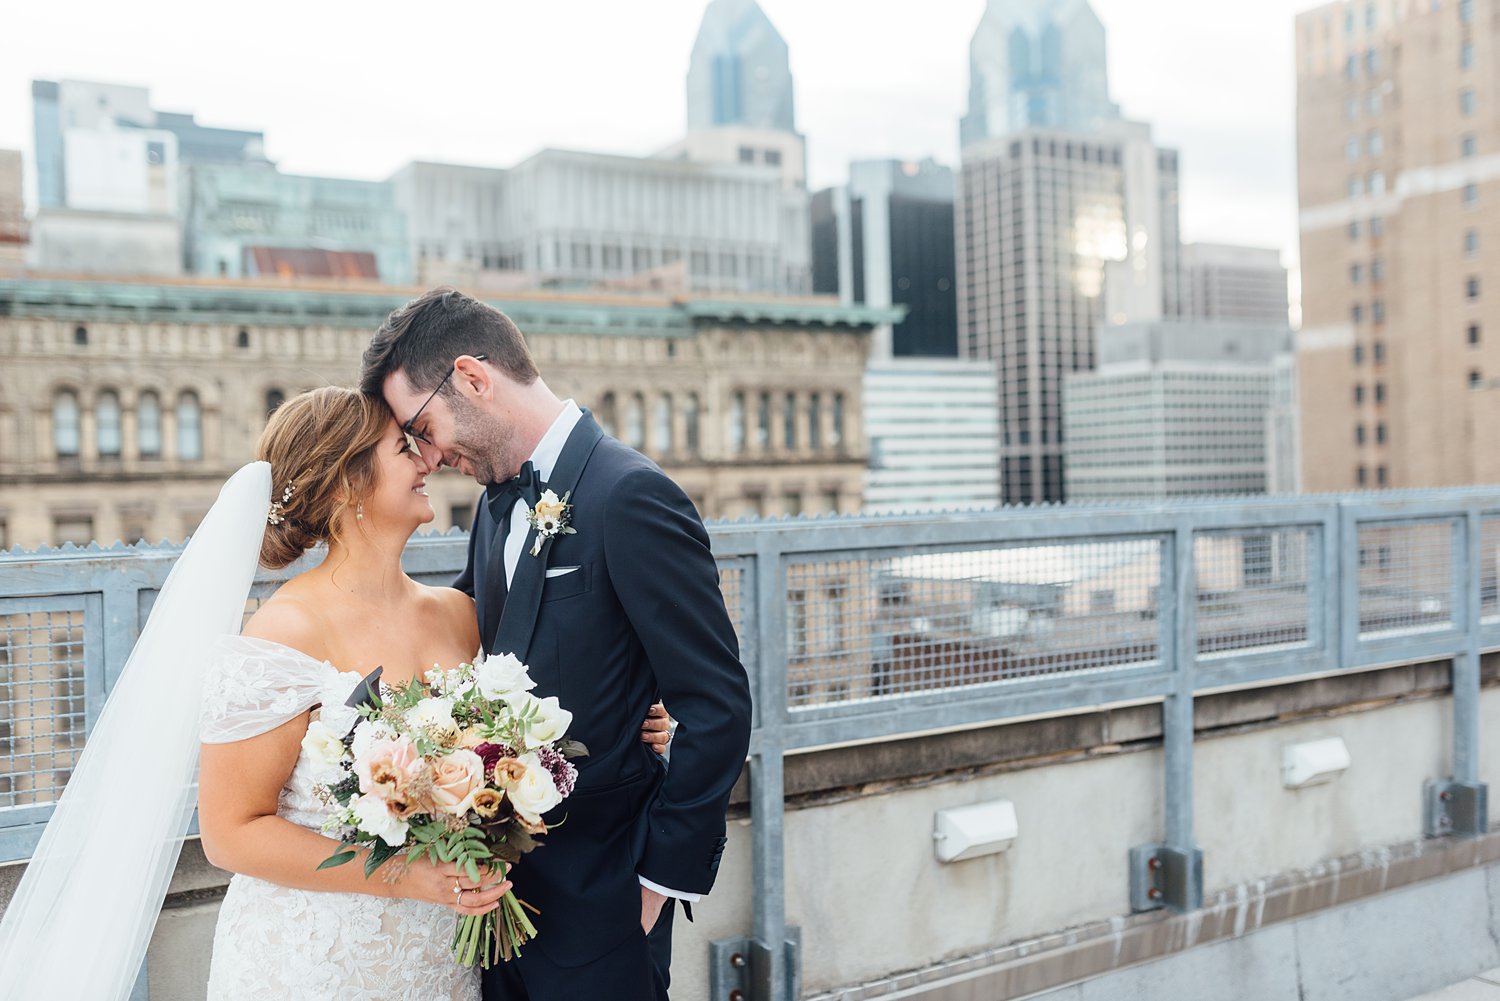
[255,387,393,569]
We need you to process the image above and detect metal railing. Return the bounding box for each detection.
[3,487,1500,1000]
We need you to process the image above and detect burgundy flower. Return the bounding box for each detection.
[474,742,516,781]
[537,746,577,798]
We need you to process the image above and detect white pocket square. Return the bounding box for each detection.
[545,566,580,578]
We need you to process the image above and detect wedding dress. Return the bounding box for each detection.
[201,635,478,1000]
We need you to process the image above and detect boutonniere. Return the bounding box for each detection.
[526,489,577,556]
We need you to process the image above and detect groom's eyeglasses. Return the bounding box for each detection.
[400,354,488,454]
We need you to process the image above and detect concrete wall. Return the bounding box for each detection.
[133,663,1500,999]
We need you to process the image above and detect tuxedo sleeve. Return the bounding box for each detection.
[451,495,485,598]
[604,467,752,896]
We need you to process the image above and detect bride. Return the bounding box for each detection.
[0,386,671,999]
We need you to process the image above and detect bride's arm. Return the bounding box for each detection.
[198,713,507,914]
[197,599,507,915]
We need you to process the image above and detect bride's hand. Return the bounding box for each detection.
[641,702,674,756]
[392,858,512,916]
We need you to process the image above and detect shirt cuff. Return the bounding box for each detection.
[638,875,703,902]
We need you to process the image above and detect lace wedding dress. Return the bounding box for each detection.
[200,634,479,1001]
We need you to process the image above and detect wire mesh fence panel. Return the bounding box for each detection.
[1482,514,1500,625]
[783,538,1165,709]
[1357,519,1456,638]
[0,598,90,809]
[716,558,755,688]
[1194,527,1316,657]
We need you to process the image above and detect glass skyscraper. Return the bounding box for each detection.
[960,0,1120,149]
[686,0,796,134]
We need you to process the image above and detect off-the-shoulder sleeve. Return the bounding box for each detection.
[199,636,328,744]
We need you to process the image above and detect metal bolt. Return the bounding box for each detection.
[1147,856,1162,871]
[1441,790,1453,802]
[730,992,746,1001]
[730,952,747,969]
[1148,888,1163,900]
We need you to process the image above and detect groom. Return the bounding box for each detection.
[360,288,752,1001]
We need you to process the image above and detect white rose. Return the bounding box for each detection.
[517,694,573,750]
[506,752,563,823]
[351,793,410,847]
[475,652,536,702]
[408,696,457,733]
[300,720,346,771]
[349,719,395,762]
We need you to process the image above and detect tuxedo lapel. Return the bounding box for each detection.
[490,412,605,660]
[480,512,509,648]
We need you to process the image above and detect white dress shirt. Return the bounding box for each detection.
[500,400,701,904]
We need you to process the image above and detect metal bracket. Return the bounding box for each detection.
[710,928,801,1001]
[1424,778,1489,837]
[1129,843,1204,913]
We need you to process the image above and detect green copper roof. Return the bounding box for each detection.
[0,278,902,335]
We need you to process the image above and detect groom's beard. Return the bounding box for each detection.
[448,394,515,485]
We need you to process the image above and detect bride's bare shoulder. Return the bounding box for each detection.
[418,583,478,642]
[241,586,332,662]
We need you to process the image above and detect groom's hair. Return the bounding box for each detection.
[360,287,539,397]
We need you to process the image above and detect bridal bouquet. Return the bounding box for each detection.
[308,652,585,967]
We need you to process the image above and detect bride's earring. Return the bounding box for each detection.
[356,500,365,520]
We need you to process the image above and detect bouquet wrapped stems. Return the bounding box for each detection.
[452,867,540,967]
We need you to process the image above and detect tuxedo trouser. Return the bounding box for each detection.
[483,899,675,1001]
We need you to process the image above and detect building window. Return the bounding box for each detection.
[598,392,617,438]
[1374,341,1385,363]
[1462,89,1478,115]
[1470,323,1482,345]
[236,328,250,349]
[1471,369,1484,387]
[53,390,81,459]
[1463,134,1479,158]
[624,393,645,450]
[1370,216,1384,236]
[1356,424,1367,446]
[808,393,822,449]
[137,392,162,459]
[765,149,782,167]
[265,388,286,418]
[782,393,797,450]
[1354,343,1365,364]
[1374,382,1386,404]
[53,515,94,547]
[1372,300,1385,323]
[1465,229,1480,256]
[1367,90,1382,116]
[1462,40,1474,70]
[1368,131,1383,157]
[73,325,88,346]
[1355,384,1366,405]
[831,393,845,448]
[1377,465,1388,487]
[1371,258,1385,281]
[1376,423,1387,445]
[1468,276,1481,300]
[1357,465,1368,487]
[1348,175,1363,198]
[1461,0,1473,23]
[1352,304,1364,324]
[1369,171,1385,195]
[176,391,203,461]
[96,390,122,459]
[1464,183,1479,207]
[1349,220,1362,240]
[654,394,673,453]
[684,393,701,454]
[449,504,474,532]
[755,392,771,450]
[1345,55,1359,80]
[1346,136,1361,161]
[1365,48,1379,75]
[738,146,755,164]
[729,392,745,452]
[1351,263,1364,284]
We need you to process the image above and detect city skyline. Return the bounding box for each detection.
[3,0,1305,281]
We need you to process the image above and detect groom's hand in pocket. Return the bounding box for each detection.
[640,884,668,934]
[641,702,674,756]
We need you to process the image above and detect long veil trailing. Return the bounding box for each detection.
[0,462,270,997]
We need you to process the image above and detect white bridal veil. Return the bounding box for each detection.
[0,462,270,997]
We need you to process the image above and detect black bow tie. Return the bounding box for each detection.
[486,460,542,520]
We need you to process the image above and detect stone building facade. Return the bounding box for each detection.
[0,277,887,549]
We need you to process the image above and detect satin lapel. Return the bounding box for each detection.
[490,412,605,661]
[480,509,509,652]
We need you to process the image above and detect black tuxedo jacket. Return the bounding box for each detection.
[454,411,752,968]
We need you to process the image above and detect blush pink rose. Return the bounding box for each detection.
[354,736,424,803]
[429,749,486,816]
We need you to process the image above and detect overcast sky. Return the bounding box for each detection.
[2,0,1311,274]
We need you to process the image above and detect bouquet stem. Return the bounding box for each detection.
[452,890,539,968]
